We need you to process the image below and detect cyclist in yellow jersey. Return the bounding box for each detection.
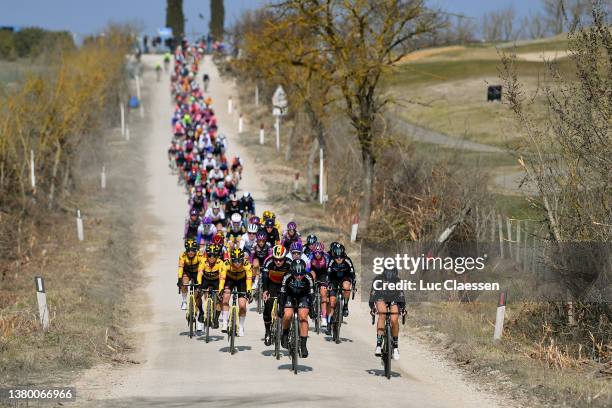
[218,248,253,336]
[177,239,205,312]
[197,243,224,328]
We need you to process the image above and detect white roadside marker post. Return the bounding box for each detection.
[493,290,507,341]
[76,209,84,241]
[228,97,233,114]
[30,149,36,192]
[350,215,359,242]
[238,114,244,133]
[259,124,265,145]
[35,276,49,331]
[120,102,125,137]
[319,148,324,204]
[101,165,106,190]
[275,116,280,151]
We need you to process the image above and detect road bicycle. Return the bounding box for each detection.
[183,282,199,339]
[287,302,300,374]
[330,281,357,344]
[312,282,324,335]
[202,288,218,343]
[269,296,282,360]
[371,305,406,379]
[226,287,249,355]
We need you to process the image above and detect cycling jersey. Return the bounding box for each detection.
[197,258,224,283]
[309,252,331,281]
[253,242,272,265]
[279,273,315,309]
[261,257,292,291]
[204,208,225,224]
[218,259,253,292]
[327,256,356,283]
[178,251,205,279]
[281,231,302,251]
[239,196,255,215]
[184,218,201,239]
[225,202,242,219]
[265,228,281,247]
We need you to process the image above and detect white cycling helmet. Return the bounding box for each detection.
[247,223,258,233]
[243,192,250,198]
[230,213,242,223]
[211,201,220,210]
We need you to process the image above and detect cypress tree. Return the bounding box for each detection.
[166,0,185,39]
[209,0,225,41]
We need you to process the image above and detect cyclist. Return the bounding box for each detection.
[203,73,210,92]
[184,208,201,240]
[369,266,406,361]
[281,221,301,251]
[262,210,281,232]
[289,241,310,271]
[239,192,255,220]
[218,248,253,336]
[197,243,224,329]
[241,223,258,257]
[177,238,205,311]
[326,243,355,333]
[196,216,217,249]
[309,242,330,327]
[261,245,292,345]
[225,193,242,220]
[279,259,315,358]
[204,201,225,230]
[303,234,318,257]
[226,213,245,248]
[263,218,280,247]
[189,185,207,215]
[251,231,271,292]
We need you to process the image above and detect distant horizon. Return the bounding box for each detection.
[1,0,542,38]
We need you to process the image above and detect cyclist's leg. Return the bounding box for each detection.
[220,282,232,328]
[297,307,309,337]
[375,300,387,354]
[342,278,352,313]
[181,275,190,300]
[237,279,247,334]
[389,303,400,336]
[319,282,329,323]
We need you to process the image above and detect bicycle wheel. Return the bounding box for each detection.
[229,307,237,355]
[274,315,281,360]
[204,298,212,343]
[334,297,342,344]
[188,295,195,339]
[314,293,321,335]
[292,313,299,374]
[384,322,392,379]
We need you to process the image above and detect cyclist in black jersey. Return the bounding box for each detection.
[326,243,355,333]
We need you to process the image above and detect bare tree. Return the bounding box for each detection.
[541,0,566,34]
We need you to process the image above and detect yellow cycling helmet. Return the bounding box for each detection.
[230,248,245,262]
[185,238,198,253]
[262,210,275,221]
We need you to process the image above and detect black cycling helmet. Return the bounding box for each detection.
[329,241,341,252]
[331,244,346,259]
[291,259,307,276]
[264,219,275,228]
[306,234,318,246]
[383,267,398,282]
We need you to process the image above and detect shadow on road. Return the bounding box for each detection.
[261,349,288,357]
[323,336,353,343]
[365,368,401,378]
[219,345,252,353]
[278,363,313,373]
[197,335,224,342]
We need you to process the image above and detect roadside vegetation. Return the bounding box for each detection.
[224,1,610,406]
[0,26,143,385]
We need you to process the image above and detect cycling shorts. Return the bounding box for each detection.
[223,278,247,297]
[283,294,311,309]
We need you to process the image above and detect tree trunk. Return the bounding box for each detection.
[359,148,375,237]
[48,143,62,209]
[306,138,318,201]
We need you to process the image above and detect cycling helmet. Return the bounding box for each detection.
[211,201,220,210]
[243,192,251,198]
[195,185,203,193]
[306,234,318,246]
[272,245,287,259]
[230,248,244,262]
[229,193,238,201]
[247,224,258,233]
[291,259,307,276]
[212,232,224,245]
[249,216,260,225]
[313,242,325,253]
[184,238,198,252]
[264,219,275,228]
[290,241,303,253]
[230,213,242,224]
[287,221,297,231]
[256,231,267,241]
[262,210,273,220]
[331,244,346,259]
[202,216,212,225]
[206,244,219,256]
[189,208,199,217]
[329,241,341,253]
[383,267,398,281]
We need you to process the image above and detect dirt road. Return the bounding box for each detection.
[75,55,509,407]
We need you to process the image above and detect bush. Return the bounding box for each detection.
[13,27,46,57]
[0,31,15,60]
